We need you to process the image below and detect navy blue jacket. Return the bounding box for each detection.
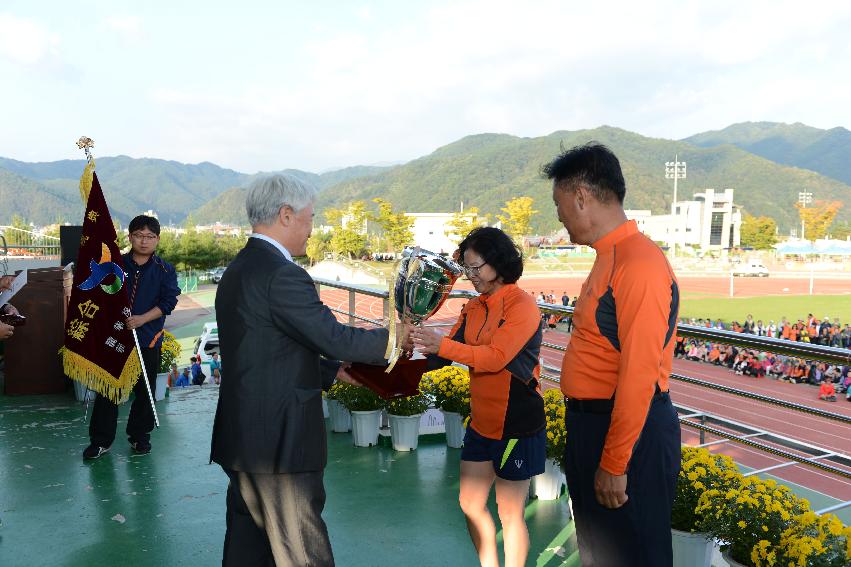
[122,252,180,349]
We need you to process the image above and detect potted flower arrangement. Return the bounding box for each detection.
[385,393,430,452]
[325,381,352,433]
[671,446,739,566]
[337,385,385,447]
[696,475,808,566]
[531,389,567,500]
[420,365,470,448]
[156,330,181,401]
[752,510,851,567]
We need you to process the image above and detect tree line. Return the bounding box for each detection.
[304,196,538,263]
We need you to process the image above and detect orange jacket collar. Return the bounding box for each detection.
[591,220,638,254]
[477,282,517,306]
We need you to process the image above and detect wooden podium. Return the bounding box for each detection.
[4,267,68,395]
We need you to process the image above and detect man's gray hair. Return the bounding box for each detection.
[245,174,318,227]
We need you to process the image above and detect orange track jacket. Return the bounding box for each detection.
[560,220,679,476]
[438,283,545,440]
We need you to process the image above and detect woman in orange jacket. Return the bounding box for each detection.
[412,227,545,567]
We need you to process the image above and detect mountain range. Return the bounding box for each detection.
[2,122,849,233]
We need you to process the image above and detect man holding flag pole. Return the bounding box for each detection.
[60,137,180,460]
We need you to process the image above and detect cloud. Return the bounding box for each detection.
[103,14,144,42]
[0,13,59,65]
[11,0,851,172]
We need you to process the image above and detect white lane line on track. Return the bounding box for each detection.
[672,386,851,452]
[680,431,851,494]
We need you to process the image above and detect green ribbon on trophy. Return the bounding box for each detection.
[384,247,463,373]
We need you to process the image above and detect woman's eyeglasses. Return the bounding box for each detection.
[462,262,486,277]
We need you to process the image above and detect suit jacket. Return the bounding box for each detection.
[210,237,389,474]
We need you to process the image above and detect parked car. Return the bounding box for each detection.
[209,266,227,283]
[192,322,219,362]
[732,261,769,277]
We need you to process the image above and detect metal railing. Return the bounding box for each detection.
[0,226,61,258]
[313,279,851,514]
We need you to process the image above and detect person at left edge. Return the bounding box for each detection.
[83,215,180,460]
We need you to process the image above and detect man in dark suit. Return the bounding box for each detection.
[211,174,391,566]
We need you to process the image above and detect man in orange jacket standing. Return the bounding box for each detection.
[544,143,681,566]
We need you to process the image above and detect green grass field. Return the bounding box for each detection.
[680,294,851,324]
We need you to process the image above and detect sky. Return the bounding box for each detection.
[2,0,850,173]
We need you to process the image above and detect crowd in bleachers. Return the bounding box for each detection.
[674,314,851,402]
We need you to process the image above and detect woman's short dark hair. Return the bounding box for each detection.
[458,227,523,284]
[128,215,161,236]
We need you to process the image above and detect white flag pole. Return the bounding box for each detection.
[132,328,160,428]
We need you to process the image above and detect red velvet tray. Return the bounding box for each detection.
[347,356,428,400]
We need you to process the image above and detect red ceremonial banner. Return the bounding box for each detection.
[59,169,142,403]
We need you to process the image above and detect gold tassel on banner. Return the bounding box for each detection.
[58,345,143,404]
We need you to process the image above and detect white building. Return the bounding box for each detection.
[627,188,742,251]
[404,212,481,254]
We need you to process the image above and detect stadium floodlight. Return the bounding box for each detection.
[798,191,813,240]
[665,155,687,254]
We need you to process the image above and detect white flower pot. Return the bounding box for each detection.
[442,410,465,448]
[671,528,713,567]
[388,414,422,451]
[155,373,168,401]
[327,399,351,433]
[322,397,329,419]
[531,458,565,500]
[350,410,382,447]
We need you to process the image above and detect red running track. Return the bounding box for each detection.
[319,286,851,501]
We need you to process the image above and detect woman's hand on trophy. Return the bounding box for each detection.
[410,326,443,355]
[335,362,363,386]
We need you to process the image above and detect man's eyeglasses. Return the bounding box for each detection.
[462,262,486,277]
[131,233,159,242]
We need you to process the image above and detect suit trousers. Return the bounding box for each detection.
[223,468,334,567]
[563,394,681,567]
[89,346,160,446]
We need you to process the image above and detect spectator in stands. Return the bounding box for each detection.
[686,341,700,361]
[819,381,837,402]
[713,319,725,330]
[210,352,222,385]
[767,320,777,338]
[788,323,800,342]
[176,368,191,387]
[167,363,179,388]
[817,321,832,346]
[708,345,721,365]
[754,320,766,336]
[190,356,205,386]
[743,314,755,334]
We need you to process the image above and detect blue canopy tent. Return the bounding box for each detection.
[775,240,851,256]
